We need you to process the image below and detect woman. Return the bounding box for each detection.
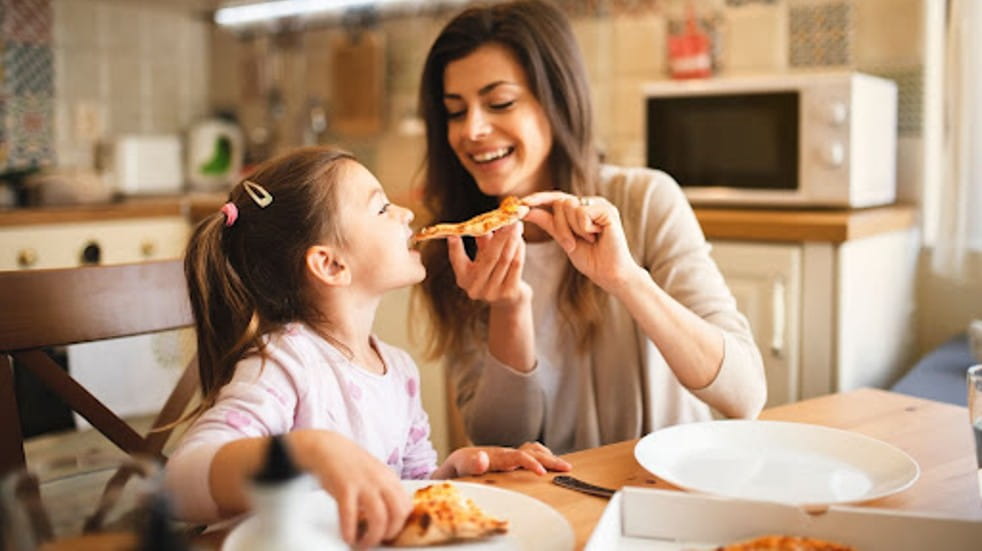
[416,0,766,455]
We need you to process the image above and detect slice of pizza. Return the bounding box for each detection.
[412,196,530,243]
[716,534,855,551]
[386,482,509,547]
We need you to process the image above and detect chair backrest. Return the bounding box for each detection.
[0,259,199,477]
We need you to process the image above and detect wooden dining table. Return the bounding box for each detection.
[197,388,981,549]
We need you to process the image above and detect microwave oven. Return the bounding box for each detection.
[643,72,898,208]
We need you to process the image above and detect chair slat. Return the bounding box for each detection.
[14,350,160,461]
[0,354,27,475]
[0,260,191,351]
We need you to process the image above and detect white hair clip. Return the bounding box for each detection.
[243,180,273,208]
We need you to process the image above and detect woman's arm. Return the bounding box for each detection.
[523,182,765,418]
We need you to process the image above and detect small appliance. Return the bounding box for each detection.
[644,71,898,208]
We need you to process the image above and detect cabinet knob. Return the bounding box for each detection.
[80,242,102,265]
[17,248,38,268]
[141,239,157,258]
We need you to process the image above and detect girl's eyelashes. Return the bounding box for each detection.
[378,202,392,215]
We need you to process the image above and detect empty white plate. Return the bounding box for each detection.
[634,420,920,507]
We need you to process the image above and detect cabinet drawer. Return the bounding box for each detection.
[0,217,190,270]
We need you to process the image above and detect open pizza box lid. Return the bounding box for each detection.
[584,487,982,550]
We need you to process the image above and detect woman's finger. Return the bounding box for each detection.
[482,224,522,293]
[446,235,471,279]
[521,190,574,207]
[551,199,577,252]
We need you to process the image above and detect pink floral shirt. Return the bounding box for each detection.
[164,323,437,523]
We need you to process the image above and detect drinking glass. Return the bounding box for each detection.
[968,364,982,498]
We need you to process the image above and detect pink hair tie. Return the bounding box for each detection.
[221,202,238,227]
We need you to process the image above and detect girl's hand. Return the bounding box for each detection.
[432,441,572,478]
[522,191,638,292]
[289,429,411,548]
[446,221,531,308]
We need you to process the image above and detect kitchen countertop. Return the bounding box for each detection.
[0,196,917,243]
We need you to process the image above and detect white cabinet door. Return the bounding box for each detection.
[709,241,802,407]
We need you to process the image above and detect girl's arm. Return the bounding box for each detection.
[208,430,411,548]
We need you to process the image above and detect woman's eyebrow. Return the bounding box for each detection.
[443,80,517,99]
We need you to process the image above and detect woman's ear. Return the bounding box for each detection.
[305,245,351,287]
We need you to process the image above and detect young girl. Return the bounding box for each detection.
[164,146,570,548]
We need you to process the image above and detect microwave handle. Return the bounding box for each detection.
[770,276,785,358]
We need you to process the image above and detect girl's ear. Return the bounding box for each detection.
[305,245,351,287]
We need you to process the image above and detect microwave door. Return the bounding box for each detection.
[646,92,799,200]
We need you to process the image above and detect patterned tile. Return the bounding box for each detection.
[3,43,53,95]
[726,0,776,5]
[555,0,664,18]
[789,1,853,67]
[0,95,7,168]
[5,93,53,169]
[5,0,52,44]
[862,65,923,136]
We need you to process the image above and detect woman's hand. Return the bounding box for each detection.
[289,429,411,548]
[446,221,531,308]
[522,191,640,292]
[431,441,572,478]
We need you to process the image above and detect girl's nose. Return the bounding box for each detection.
[397,204,414,223]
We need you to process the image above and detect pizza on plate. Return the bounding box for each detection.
[412,196,530,243]
[386,482,509,547]
[716,534,855,551]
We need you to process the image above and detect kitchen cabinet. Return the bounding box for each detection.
[708,215,920,407]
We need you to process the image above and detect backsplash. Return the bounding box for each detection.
[0,0,55,173]
[9,0,924,203]
[51,0,210,170]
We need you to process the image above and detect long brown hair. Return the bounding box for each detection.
[184,146,354,415]
[416,0,605,359]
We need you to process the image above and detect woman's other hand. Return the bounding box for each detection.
[431,441,572,478]
[446,221,531,307]
[289,429,411,548]
[522,191,639,292]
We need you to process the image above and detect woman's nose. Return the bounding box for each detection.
[463,109,491,140]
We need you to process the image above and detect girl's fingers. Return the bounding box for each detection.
[382,486,412,541]
[336,491,358,544]
[356,491,388,547]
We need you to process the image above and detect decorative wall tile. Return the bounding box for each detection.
[5,0,51,44]
[4,44,54,95]
[5,93,54,167]
[788,1,853,67]
[0,0,54,172]
[863,65,923,136]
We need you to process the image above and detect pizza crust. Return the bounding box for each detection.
[716,535,855,551]
[386,483,508,547]
[412,196,529,243]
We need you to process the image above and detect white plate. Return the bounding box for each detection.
[634,420,920,507]
[222,479,574,550]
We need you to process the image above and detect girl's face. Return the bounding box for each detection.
[442,42,554,198]
[338,162,425,292]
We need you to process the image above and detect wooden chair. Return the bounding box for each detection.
[0,259,199,537]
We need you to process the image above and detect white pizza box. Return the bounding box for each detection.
[584,487,982,551]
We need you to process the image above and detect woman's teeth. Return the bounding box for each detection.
[472,147,512,163]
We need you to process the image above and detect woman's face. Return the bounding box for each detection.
[442,42,554,198]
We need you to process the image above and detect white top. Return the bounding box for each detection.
[164,323,438,523]
[448,165,767,454]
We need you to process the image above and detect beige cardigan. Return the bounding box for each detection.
[447,165,767,454]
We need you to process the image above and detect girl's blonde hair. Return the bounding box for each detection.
[184,146,354,416]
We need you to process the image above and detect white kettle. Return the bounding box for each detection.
[187,118,244,192]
